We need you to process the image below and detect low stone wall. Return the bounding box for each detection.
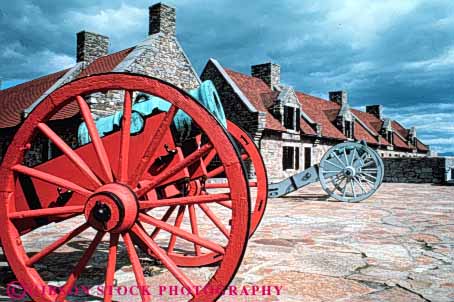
[383,157,454,184]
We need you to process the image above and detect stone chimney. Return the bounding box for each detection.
[251,63,280,89]
[76,31,109,63]
[366,105,383,120]
[329,91,348,106]
[149,3,176,36]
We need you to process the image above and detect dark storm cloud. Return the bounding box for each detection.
[0,0,453,152]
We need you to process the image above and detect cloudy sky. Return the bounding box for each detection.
[1,0,453,154]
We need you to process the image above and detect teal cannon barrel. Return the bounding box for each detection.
[78,80,226,145]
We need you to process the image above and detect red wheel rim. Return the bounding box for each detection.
[0,73,250,302]
[226,120,268,237]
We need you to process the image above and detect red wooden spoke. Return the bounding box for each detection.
[11,164,93,197]
[204,183,229,189]
[130,105,178,187]
[104,233,119,302]
[56,231,104,302]
[9,205,84,220]
[203,148,217,167]
[168,206,185,254]
[37,122,102,188]
[123,232,150,302]
[76,95,113,183]
[131,224,197,296]
[119,91,132,183]
[139,193,231,209]
[206,165,224,178]
[135,143,213,197]
[188,204,201,255]
[140,213,224,255]
[150,205,176,239]
[198,203,230,238]
[26,223,90,266]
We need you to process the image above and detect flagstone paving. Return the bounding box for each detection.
[0,183,453,301]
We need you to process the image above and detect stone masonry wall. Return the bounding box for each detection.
[383,157,454,184]
[260,133,283,180]
[76,31,109,64]
[124,35,200,91]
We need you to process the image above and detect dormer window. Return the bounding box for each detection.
[283,106,300,131]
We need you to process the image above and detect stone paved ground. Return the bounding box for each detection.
[0,183,453,301]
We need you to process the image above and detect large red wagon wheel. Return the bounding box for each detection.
[0,73,250,302]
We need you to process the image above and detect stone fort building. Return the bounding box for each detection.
[0,2,431,181]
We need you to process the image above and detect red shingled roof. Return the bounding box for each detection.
[296,92,346,140]
[354,122,379,145]
[225,68,269,111]
[265,114,286,131]
[393,132,411,149]
[260,91,279,109]
[352,110,380,133]
[225,68,286,131]
[390,121,428,152]
[391,121,409,138]
[225,69,320,135]
[78,48,133,78]
[53,48,134,121]
[352,109,391,146]
[351,111,415,149]
[0,69,69,128]
[416,139,429,152]
[0,49,134,128]
[300,118,317,135]
[219,65,429,153]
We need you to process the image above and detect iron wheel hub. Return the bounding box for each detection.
[84,183,138,233]
[343,166,356,178]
